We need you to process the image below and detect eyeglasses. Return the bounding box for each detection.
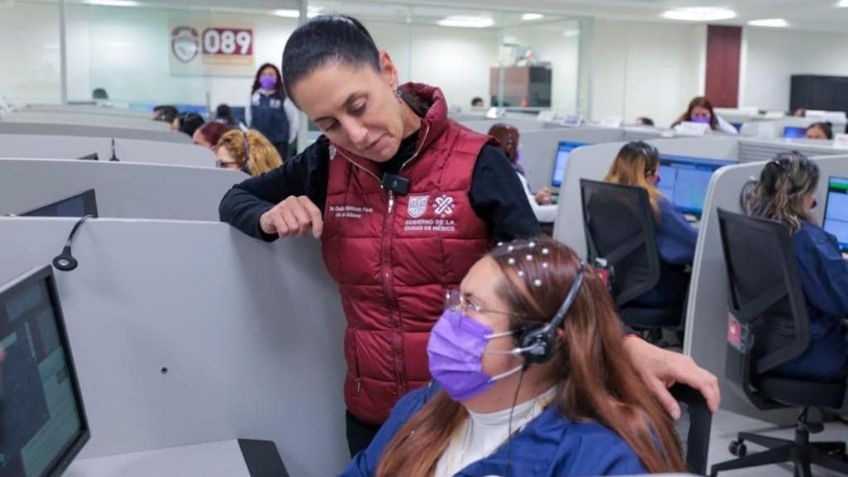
[445,289,525,319]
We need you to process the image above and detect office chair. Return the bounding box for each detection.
[580,179,686,344]
[670,383,713,475]
[711,208,848,477]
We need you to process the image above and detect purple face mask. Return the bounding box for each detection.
[259,75,277,90]
[427,308,522,401]
[691,115,711,124]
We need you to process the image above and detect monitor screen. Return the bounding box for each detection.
[0,266,89,477]
[657,156,732,216]
[824,176,848,252]
[20,190,98,218]
[783,126,807,139]
[551,141,588,188]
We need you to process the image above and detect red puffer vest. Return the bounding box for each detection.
[321,83,492,425]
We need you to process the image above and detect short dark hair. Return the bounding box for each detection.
[281,15,379,103]
[177,112,205,137]
[471,97,484,106]
[806,121,833,140]
[92,88,109,100]
[153,105,178,123]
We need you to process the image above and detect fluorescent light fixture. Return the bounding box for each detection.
[562,29,580,37]
[748,18,788,27]
[661,7,737,21]
[838,0,848,6]
[521,13,544,21]
[437,15,495,28]
[273,7,323,18]
[85,0,140,6]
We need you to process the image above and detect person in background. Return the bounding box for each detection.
[215,129,282,176]
[487,123,557,223]
[342,239,686,476]
[745,151,848,382]
[793,107,807,118]
[215,104,239,128]
[471,97,484,108]
[92,88,109,100]
[153,105,178,124]
[604,141,698,307]
[805,121,833,140]
[246,63,299,161]
[636,116,655,126]
[671,96,738,135]
[193,122,231,149]
[219,15,719,457]
[172,112,205,137]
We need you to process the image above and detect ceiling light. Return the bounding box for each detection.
[838,0,848,6]
[437,15,495,28]
[273,7,322,18]
[562,29,580,37]
[748,18,788,27]
[85,0,140,6]
[661,7,737,22]
[521,13,544,21]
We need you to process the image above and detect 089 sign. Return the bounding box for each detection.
[202,28,253,56]
[169,24,255,73]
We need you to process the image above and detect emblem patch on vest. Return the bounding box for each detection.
[407,195,428,218]
[433,194,455,217]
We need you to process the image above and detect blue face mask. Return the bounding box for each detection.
[691,115,711,124]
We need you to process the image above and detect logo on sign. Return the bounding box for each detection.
[433,194,455,217]
[171,26,200,64]
[407,195,428,218]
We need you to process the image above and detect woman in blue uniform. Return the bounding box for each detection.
[247,63,299,160]
[746,151,848,381]
[341,238,685,477]
[604,141,699,307]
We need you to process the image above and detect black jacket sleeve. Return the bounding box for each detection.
[469,145,542,242]
[218,137,330,242]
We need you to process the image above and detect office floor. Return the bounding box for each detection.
[708,410,848,476]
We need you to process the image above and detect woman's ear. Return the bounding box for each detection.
[379,50,399,90]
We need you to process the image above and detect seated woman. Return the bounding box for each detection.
[214,129,283,176]
[193,122,231,149]
[671,96,738,135]
[745,152,848,382]
[805,121,833,140]
[604,141,698,307]
[342,238,685,476]
[487,123,558,223]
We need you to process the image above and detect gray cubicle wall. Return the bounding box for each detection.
[0,159,243,220]
[459,117,547,134]
[738,137,848,162]
[0,135,214,167]
[21,104,151,119]
[552,137,740,259]
[2,110,170,131]
[0,219,348,477]
[0,122,189,143]
[684,154,848,423]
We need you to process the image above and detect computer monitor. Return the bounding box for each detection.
[823,176,848,252]
[657,155,732,217]
[0,265,90,476]
[783,126,807,139]
[20,190,98,218]
[551,141,588,188]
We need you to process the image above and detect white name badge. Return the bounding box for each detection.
[675,121,710,136]
[598,116,623,128]
[834,133,848,150]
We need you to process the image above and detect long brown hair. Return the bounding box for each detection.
[605,141,664,219]
[745,151,819,233]
[488,123,520,164]
[376,238,686,476]
[672,96,718,130]
[216,129,283,176]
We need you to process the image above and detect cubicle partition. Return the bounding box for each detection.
[20,104,152,119]
[683,154,848,423]
[0,121,189,143]
[738,137,847,162]
[0,134,214,167]
[459,117,548,134]
[0,218,349,477]
[1,110,170,131]
[553,137,740,259]
[0,159,243,220]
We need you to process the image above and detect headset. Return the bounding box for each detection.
[241,131,252,175]
[53,215,94,272]
[513,264,586,366]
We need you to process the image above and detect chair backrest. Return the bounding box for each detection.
[670,384,712,475]
[580,179,661,306]
[716,208,811,408]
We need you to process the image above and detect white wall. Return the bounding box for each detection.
[0,3,62,105]
[589,19,706,127]
[740,27,848,112]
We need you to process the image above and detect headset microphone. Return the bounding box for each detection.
[53,215,94,272]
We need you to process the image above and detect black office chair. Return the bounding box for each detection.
[670,383,713,475]
[580,179,685,343]
[711,208,848,477]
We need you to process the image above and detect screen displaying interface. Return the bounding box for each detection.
[551,141,588,188]
[20,190,98,218]
[783,126,807,139]
[824,176,848,252]
[657,156,731,216]
[0,267,88,477]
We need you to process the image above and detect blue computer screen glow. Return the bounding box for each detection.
[824,176,848,251]
[783,126,807,139]
[657,155,732,216]
[551,141,587,188]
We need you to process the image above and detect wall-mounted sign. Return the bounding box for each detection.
[169,24,255,76]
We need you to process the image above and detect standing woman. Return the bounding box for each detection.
[247,63,300,160]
